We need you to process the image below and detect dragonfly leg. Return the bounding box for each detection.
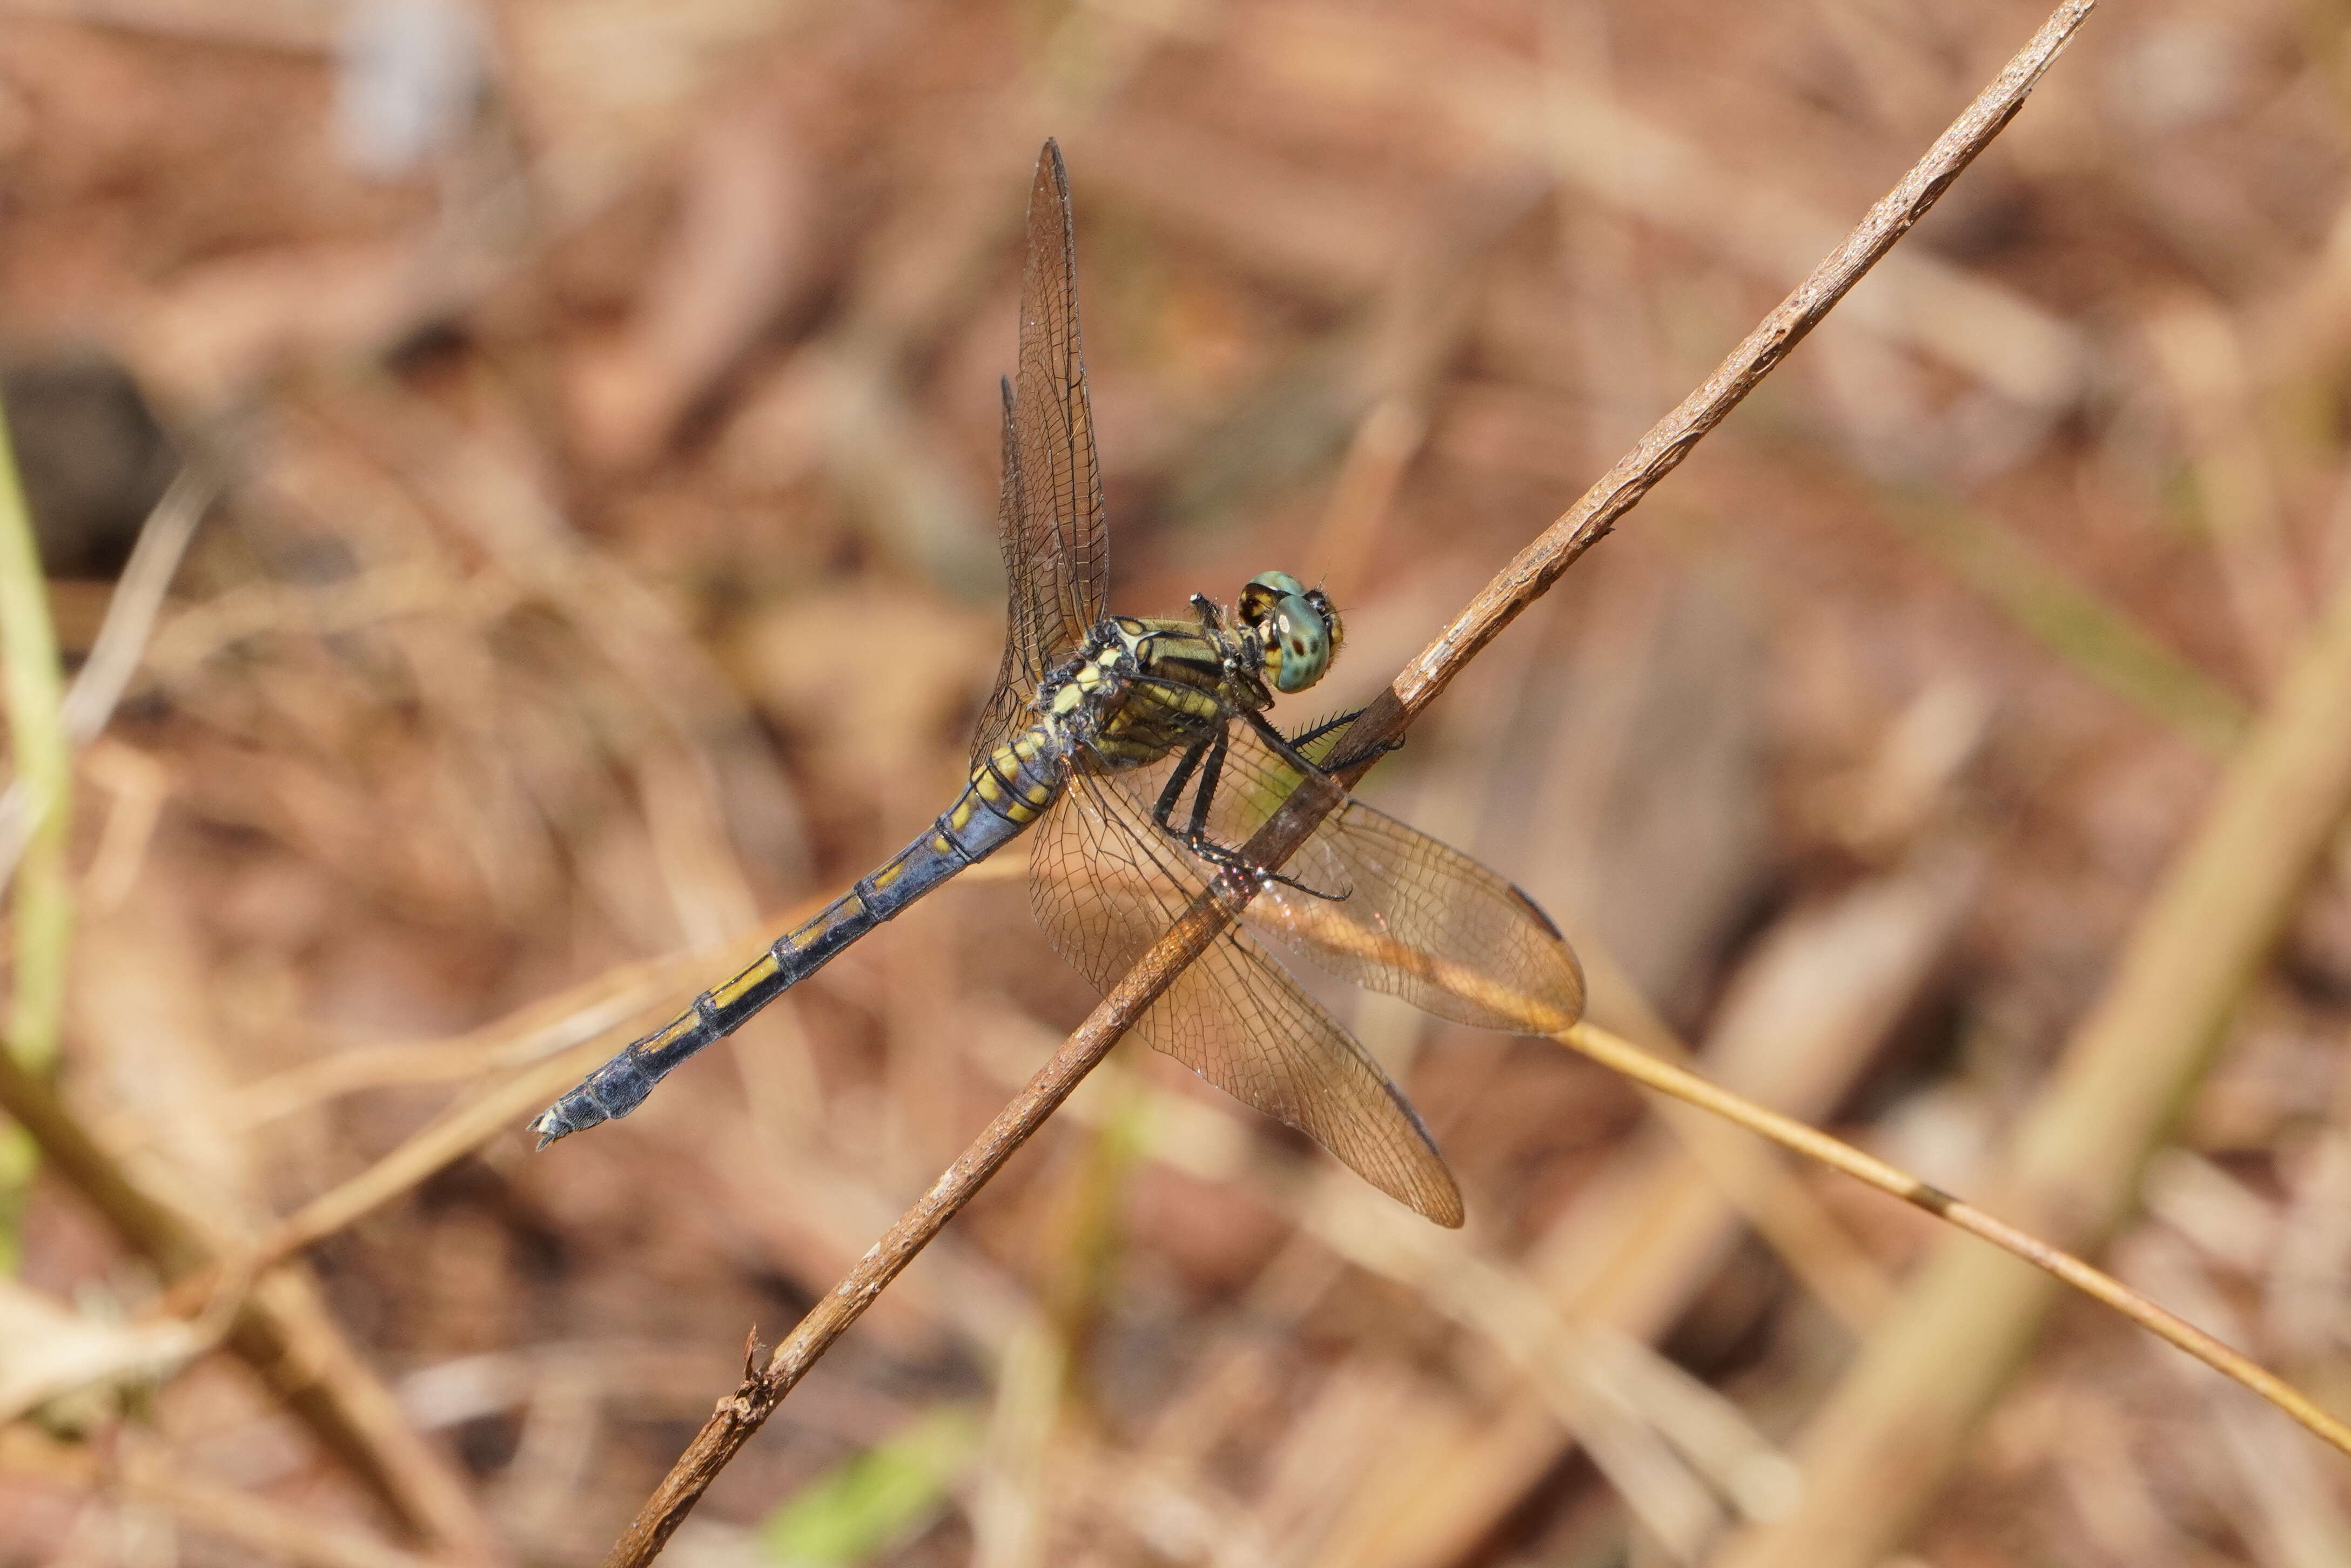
[1157,724,1347,901]
[1284,708,1401,772]
[1244,707,1395,783]
[1151,737,1208,828]
[1288,711,1354,747]
[1184,726,1228,843]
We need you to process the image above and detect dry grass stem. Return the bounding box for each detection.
[1559,1020,2351,1460]
[0,394,72,1072]
[0,466,211,880]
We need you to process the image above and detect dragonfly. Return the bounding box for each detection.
[532,140,1586,1225]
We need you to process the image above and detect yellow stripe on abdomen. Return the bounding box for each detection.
[708,951,785,1012]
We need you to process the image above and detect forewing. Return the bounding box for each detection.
[1015,140,1110,666]
[1198,725,1588,1035]
[1030,765,1463,1226]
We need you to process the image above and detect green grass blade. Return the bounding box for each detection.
[760,1404,980,1566]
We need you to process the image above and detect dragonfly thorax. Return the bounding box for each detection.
[1030,577,1334,778]
[1038,617,1242,772]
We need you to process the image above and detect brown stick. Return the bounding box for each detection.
[601,3,2097,1561]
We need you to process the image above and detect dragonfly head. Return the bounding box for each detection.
[1239,571,1343,694]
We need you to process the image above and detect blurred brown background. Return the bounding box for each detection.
[1,0,2347,1564]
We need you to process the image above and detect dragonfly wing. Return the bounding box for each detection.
[1015,140,1109,665]
[974,140,1109,769]
[1031,767,1463,1226]
[1194,723,1588,1035]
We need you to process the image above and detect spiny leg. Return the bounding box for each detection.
[1272,707,1402,774]
[1289,711,1354,747]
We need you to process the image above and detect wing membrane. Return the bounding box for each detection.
[973,140,1110,768]
[1015,140,1108,668]
[1031,763,1463,1227]
[1169,723,1588,1035]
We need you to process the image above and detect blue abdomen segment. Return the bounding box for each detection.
[530,729,1065,1144]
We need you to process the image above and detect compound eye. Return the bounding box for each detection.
[1268,598,1331,693]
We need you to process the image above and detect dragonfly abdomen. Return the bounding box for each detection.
[928,725,1067,871]
[529,726,1068,1145]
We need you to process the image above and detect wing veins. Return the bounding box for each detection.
[1032,762,1461,1224]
